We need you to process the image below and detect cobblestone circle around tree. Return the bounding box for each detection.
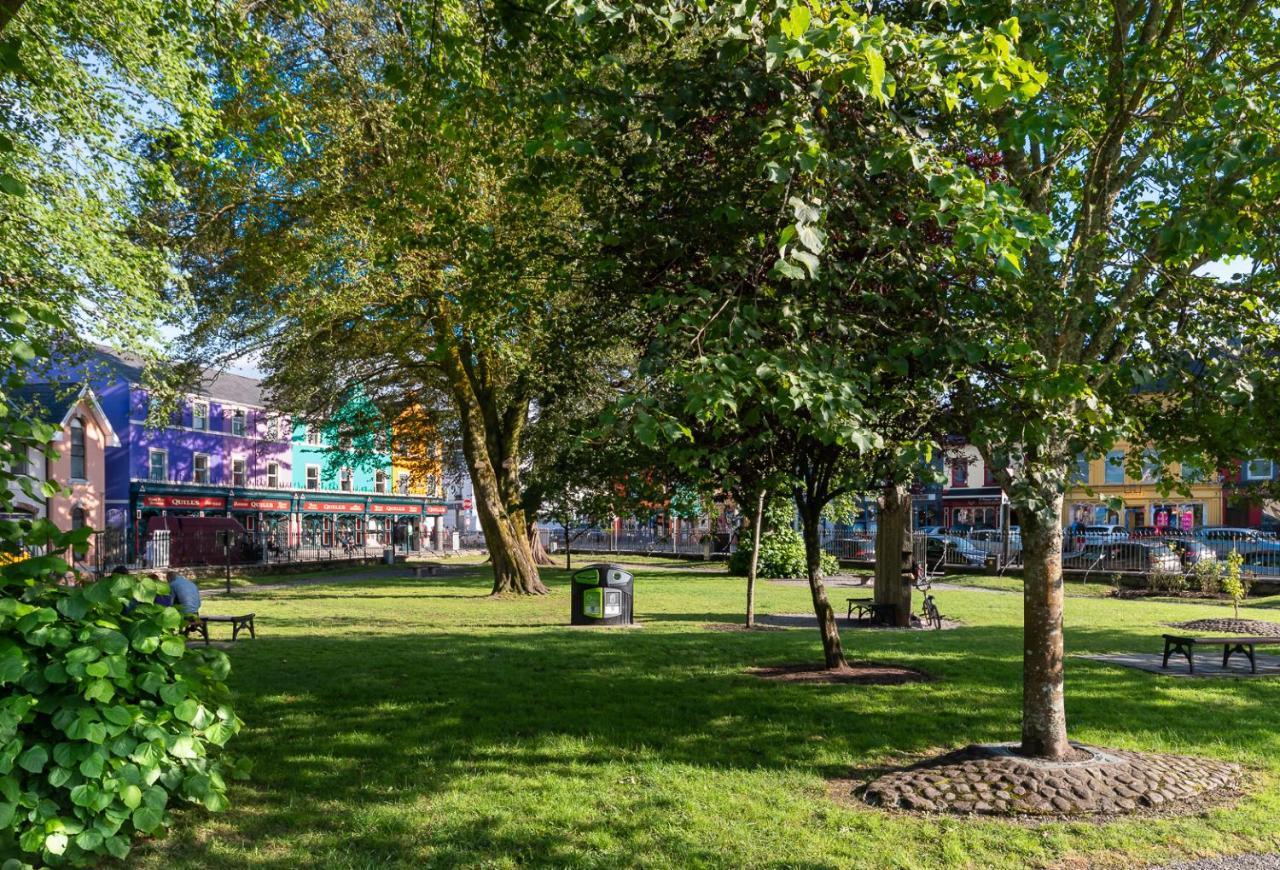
[859,744,1242,817]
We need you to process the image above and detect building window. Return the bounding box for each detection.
[982,463,996,487]
[306,425,323,446]
[1182,461,1205,484]
[192,401,209,431]
[232,458,247,487]
[264,415,279,441]
[193,453,209,484]
[340,468,353,491]
[1071,454,1089,485]
[1141,451,1160,483]
[1245,459,1274,481]
[148,449,167,482]
[69,417,86,481]
[71,506,87,532]
[267,461,279,488]
[398,472,410,495]
[426,473,437,496]
[13,447,29,477]
[306,465,320,490]
[375,470,387,493]
[1104,450,1125,485]
[230,409,246,437]
[950,459,968,488]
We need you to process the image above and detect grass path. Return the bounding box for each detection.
[130,563,1280,869]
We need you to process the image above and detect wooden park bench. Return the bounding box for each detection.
[183,614,256,645]
[846,598,898,625]
[411,562,442,578]
[1161,633,1280,674]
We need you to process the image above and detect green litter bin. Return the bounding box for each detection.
[570,563,634,626]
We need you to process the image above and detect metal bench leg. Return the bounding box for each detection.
[1162,639,1173,669]
[248,616,255,639]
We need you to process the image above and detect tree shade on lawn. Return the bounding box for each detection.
[124,563,1280,869]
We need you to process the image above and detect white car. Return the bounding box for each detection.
[1081,524,1129,544]
[967,529,1022,556]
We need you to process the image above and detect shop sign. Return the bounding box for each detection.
[231,498,292,511]
[140,495,225,509]
[301,500,365,513]
[424,504,447,516]
[369,502,422,515]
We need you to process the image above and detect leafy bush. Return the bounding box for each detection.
[1,520,245,866]
[1148,570,1186,593]
[1192,559,1221,596]
[730,526,839,579]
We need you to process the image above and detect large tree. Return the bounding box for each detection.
[950,1,1280,758]
[164,0,639,595]
[566,1,1045,666]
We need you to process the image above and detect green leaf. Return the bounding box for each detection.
[174,699,200,724]
[120,783,143,809]
[17,745,48,773]
[781,3,810,39]
[864,47,886,100]
[0,172,26,197]
[131,804,163,834]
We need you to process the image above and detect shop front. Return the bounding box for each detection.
[299,498,367,549]
[942,487,1007,530]
[133,490,229,556]
[371,500,424,552]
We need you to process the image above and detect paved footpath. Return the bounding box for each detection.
[1152,855,1280,869]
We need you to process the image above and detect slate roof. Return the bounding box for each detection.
[11,383,82,423]
[75,345,266,407]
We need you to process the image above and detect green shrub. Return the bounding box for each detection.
[1148,570,1186,593]
[729,525,838,579]
[1192,559,1221,596]
[1,520,245,866]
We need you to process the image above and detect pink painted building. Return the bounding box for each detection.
[12,384,120,569]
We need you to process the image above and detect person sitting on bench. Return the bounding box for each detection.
[163,570,202,615]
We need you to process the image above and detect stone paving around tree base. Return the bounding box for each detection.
[856,743,1242,818]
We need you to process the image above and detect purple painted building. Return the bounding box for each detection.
[46,346,445,561]
[54,347,293,552]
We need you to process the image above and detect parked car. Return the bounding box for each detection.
[1129,526,1163,539]
[1062,541,1182,575]
[836,536,875,561]
[1194,527,1280,558]
[967,529,1023,556]
[924,534,987,567]
[1161,536,1218,567]
[1081,524,1130,544]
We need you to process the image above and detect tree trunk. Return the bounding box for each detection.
[443,345,547,596]
[528,521,555,567]
[799,501,847,669]
[1020,493,1070,759]
[746,489,765,628]
[874,481,913,627]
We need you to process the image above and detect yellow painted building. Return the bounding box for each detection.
[390,408,445,498]
[1063,443,1223,531]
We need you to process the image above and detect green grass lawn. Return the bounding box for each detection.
[129,563,1280,869]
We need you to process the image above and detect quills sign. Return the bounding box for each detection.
[369,503,422,515]
[230,498,292,511]
[301,500,365,513]
[140,495,225,509]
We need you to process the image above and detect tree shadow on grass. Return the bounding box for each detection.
[124,615,1280,868]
